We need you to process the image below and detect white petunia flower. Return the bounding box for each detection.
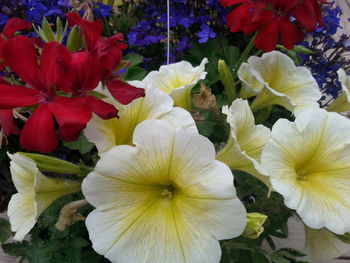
[84,83,197,155]
[327,68,350,112]
[238,51,321,115]
[142,58,208,110]
[304,226,350,263]
[7,153,81,241]
[261,109,350,234]
[82,119,246,263]
[216,99,270,186]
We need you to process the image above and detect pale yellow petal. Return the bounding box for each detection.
[243,51,321,114]
[216,99,270,185]
[305,227,350,263]
[8,153,36,192]
[7,193,36,241]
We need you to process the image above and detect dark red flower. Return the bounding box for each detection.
[0,36,91,153]
[221,0,326,51]
[66,12,144,104]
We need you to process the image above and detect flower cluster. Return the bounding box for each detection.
[127,0,227,64]
[0,13,144,153]
[221,0,328,51]
[0,0,112,28]
[301,1,349,101]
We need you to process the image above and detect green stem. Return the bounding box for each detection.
[231,33,257,81]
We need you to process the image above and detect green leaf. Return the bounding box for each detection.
[64,134,95,155]
[41,17,55,42]
[123,53,144,66]
[0,218,12,244]
[67,26,82,52]
[2,241,30,257]
[125,66,146,81]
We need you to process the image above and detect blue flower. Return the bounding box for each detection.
[197,24,216,43]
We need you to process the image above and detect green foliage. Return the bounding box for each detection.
[0,218,11,244]
[64,134,95,155]
[2,195,106,262]
[186,38,240,87]
[124,53,147,81]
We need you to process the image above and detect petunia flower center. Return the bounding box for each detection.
[160,184,176,199]
[297,169,308,181]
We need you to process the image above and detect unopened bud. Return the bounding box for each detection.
[243,212,268,239]
[218,59,236,103]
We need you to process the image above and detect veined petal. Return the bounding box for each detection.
[142,58,208,110]
[7,193,36,241]
[216,99,270,185]
[305,227,350,263]
[84,86,196,154]
[237,63,264,99]
[261,109,350,234]
[246,51,321,115]
[7,153,81,241]
[20,104,58,153]
[82,119,246,263]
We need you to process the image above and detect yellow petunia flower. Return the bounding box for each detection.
[216,99,270,186]
[327,68,350,112]
[84,82,197,155]
[261,109,350,234]
[7,153,81,241]
[142,58,208,110]
[82,119,246,263]
[238,51,321,115]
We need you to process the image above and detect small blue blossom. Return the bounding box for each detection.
[197,24,216,43]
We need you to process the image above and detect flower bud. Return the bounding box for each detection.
[243,212,267,239]
[218,59,236,103]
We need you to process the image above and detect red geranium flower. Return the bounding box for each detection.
[66,12,145,105]
[221,0,327,51]
[0,36,91,153]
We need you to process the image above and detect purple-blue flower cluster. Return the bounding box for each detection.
[127,0,227,64]
[301,1,349,101]
[0,0,112,30]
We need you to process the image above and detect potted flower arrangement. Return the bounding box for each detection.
[0,0,350,262]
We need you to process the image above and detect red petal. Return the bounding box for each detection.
[2,18,32,39]
[40,41,71,92]
[0,109,19,136]
[280,18,305,49]
[3,36,41,89]
[0,38,5,70]
[254,19,279,52]
[68,51,101,93]
[98,36,124,79]
[293,0,318,31]
[107,80,145,105]
[226,3,253,33]
[220,0,247,6]
[20,104,58,153]
[67,12,103,51]
[0,84,41,108]
[49,96,91,127]
[86,95,118,119]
